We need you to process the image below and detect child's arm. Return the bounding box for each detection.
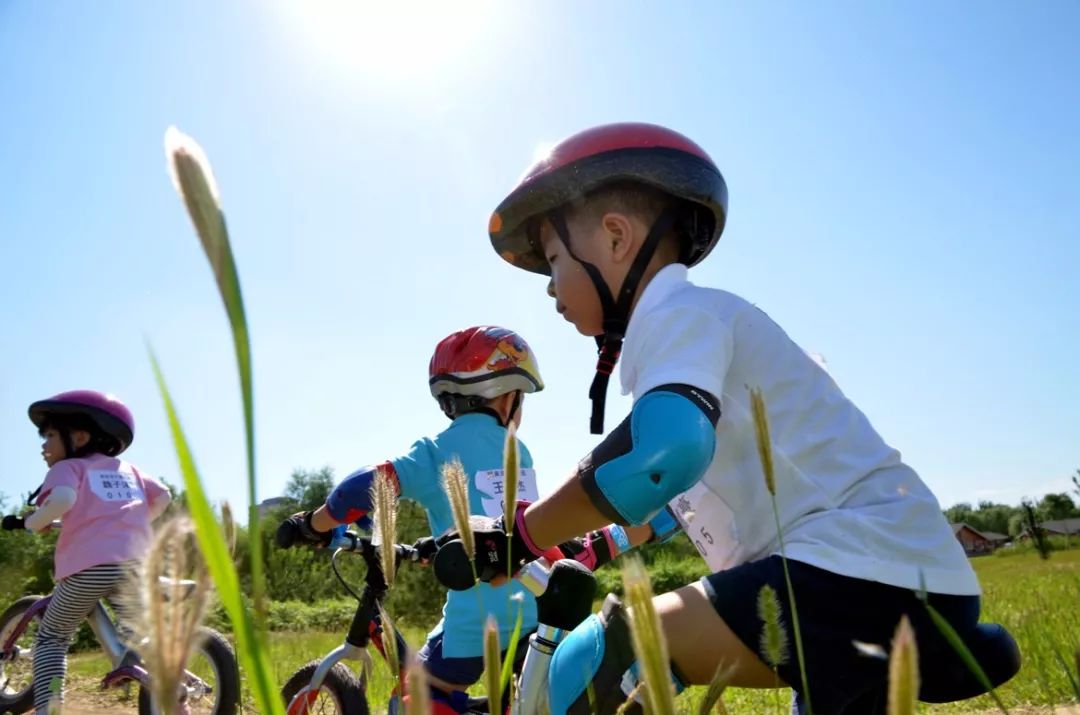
[558,507,683,570]
[436,386,717,584]
[142,476,172,521]
[279,463,401,547]
[24,486,77,533]
[527,384,719,549]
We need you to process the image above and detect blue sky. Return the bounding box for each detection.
[2,1,1077,515]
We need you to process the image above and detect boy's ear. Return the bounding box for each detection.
[601,212,636,264]
[70,430,92,449]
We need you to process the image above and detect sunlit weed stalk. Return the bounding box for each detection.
[140,517,210,715]
[503,422,520,577]
[441,457,477,583]
[915,572,1010,714]
[500,424,526,690]
[372,466,399,586]
[161,127,283,714]
[404,656,431,715]
[886,616,919,715]
[221,501,237,557]
[621,555,676,715]
[695,661,734,715]
[483,615,502,715]
[378,602,400,686]
[750,387,812,714]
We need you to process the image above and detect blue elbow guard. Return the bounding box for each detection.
[579,384,719,526]
[325,461,398,530]
[647,506,682,544]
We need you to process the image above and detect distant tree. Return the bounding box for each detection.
[283,467,336,512]
[944,503,974,525]
[1022,499,1051,560]
[1039,493,1079,521]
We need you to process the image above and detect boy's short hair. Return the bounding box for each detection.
[564,181,689,262]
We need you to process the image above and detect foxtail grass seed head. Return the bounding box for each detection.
[221,501,237,557]
[372,467,399,585]
[483,616,502,715]
[621,555,676,715]
[404,658,431,715]
[503,422,520,535]
[756,584,789,669]
[887,615,919,715]
[378,603,401,683]
[749,388,776,495]
[441,457,474,558]
[696,662,734,715]
[165,126,221,205]
[141,517,210,715]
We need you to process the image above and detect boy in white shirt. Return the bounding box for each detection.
[434,123,1005,713]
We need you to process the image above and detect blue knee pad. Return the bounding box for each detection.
[548,595,686,715]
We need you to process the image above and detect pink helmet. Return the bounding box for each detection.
[28,390,135,456]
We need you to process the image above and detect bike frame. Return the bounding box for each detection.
[286,534,593,715]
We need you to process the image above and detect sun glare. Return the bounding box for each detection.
[283,1,496,81]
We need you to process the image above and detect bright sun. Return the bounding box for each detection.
[282,1,497,81]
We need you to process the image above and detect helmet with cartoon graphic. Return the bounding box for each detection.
[486,122,728,434]
[28,390,135,456]
[429,326,543,419]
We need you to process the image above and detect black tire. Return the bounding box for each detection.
[0,595,46,715]
[282,661,368,715]
[137,627,241,715]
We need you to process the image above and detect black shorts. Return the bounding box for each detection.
[702,556,980,714]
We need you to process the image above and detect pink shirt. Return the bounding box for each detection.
[37,454,168,580]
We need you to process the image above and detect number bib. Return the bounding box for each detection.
[668,482,740,572]
[474,468,539,518]
[88,470,145,503]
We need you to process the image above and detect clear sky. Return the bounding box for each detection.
[2,1,1077,515]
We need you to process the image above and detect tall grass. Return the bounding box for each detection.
[622,555,677,715]
[159,128,283,715]
[749,387,811,713]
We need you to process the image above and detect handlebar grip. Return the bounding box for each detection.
[432,540,477,592]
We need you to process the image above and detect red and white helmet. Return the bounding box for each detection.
[429,327,544,403]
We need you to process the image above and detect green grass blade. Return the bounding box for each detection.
[500,596,525,691]
[924,603,1010,714]
[164,127,266,621]
[148,350,284,715]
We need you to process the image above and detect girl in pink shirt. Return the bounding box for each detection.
[2,390,170,714]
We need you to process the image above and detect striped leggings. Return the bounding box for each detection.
[33,562,136,713]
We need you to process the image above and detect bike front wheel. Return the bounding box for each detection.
[0,595,46,715]
[282,661,368,715]
[137,627,241,715]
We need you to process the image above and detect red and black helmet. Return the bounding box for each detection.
[28,390,135,456]
[429,326,544,402]
[487,123,728,434]
[488,122,728,276]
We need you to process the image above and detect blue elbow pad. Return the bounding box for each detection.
[325,461,399,530]
[579,384,719,526]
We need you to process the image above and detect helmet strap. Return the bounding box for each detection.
[506,390,523,428]
[547,206,681,434]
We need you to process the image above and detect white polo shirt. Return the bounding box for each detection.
[620,264,979,596]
